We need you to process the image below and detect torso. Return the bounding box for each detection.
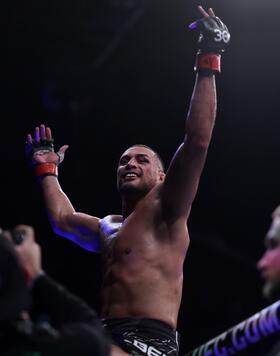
[99,187,189,329]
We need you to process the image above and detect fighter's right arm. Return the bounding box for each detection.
[26,125,101,252]
[40,176,101,252]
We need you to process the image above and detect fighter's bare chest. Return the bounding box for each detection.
[99,214,158,261]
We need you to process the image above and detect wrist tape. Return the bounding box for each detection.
[195,53,221,75]
[34,163,58,179]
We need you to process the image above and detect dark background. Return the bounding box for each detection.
[2,0,280,353]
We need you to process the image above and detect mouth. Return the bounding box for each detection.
[122,172,139,180]
[261,271,271,281]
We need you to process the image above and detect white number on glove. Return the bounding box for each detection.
[214,29,230,43]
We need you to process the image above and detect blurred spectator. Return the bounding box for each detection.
[0,225,112,356]
[257,206,280,302]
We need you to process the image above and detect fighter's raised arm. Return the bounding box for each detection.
[26,124,101,252]
[160,6,230,223]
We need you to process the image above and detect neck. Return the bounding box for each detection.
[121,191,145,218]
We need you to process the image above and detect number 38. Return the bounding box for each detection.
[214,29,230,43]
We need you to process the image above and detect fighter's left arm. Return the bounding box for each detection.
[161,75,216,222]
[160,6,230,224]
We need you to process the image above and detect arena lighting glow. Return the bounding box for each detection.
[188,22,197,30]
[55,227,101,252]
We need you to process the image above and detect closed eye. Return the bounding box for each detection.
[136,154,150,163]
[138,157,149,163]
[119,156,130,165]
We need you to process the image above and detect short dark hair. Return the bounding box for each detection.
[128,144,165,171]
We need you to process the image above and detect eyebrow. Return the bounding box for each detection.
[119,153,151,161]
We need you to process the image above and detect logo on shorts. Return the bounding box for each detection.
[131,339,167,356]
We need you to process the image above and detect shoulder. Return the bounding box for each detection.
[99,214,123,240]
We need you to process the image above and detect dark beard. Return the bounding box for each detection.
[263,280,280,302]
[118,181,150,196]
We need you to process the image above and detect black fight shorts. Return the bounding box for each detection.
[102,318,180,356]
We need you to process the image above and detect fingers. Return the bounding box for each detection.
[27,134,33,144]
[40,124,46,140]
[2,230,13,243]
[56,145,69,164]
[26,124,52,144]
[197,5,215,17]
[46,126,52,141]
[208,7,215,17]
[35,126,40,143]
[197,5,209,17]
[189,6,216,29]
[59,145,69,154]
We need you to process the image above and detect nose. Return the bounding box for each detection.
[257,252,268,271]
[125,157,137,168]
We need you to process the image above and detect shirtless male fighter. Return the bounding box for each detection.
[25,6,230,356]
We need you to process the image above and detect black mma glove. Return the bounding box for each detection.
[190,15,230,75]
[25,138,62,179]
[25,138,55,163]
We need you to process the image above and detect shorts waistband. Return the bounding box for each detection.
[102,317,175,332]
[102,317,180,351]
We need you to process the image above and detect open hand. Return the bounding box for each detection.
[26,124,68,166]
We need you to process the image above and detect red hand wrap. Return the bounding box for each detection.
[34,163,58,178]
[195,53,221,74]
